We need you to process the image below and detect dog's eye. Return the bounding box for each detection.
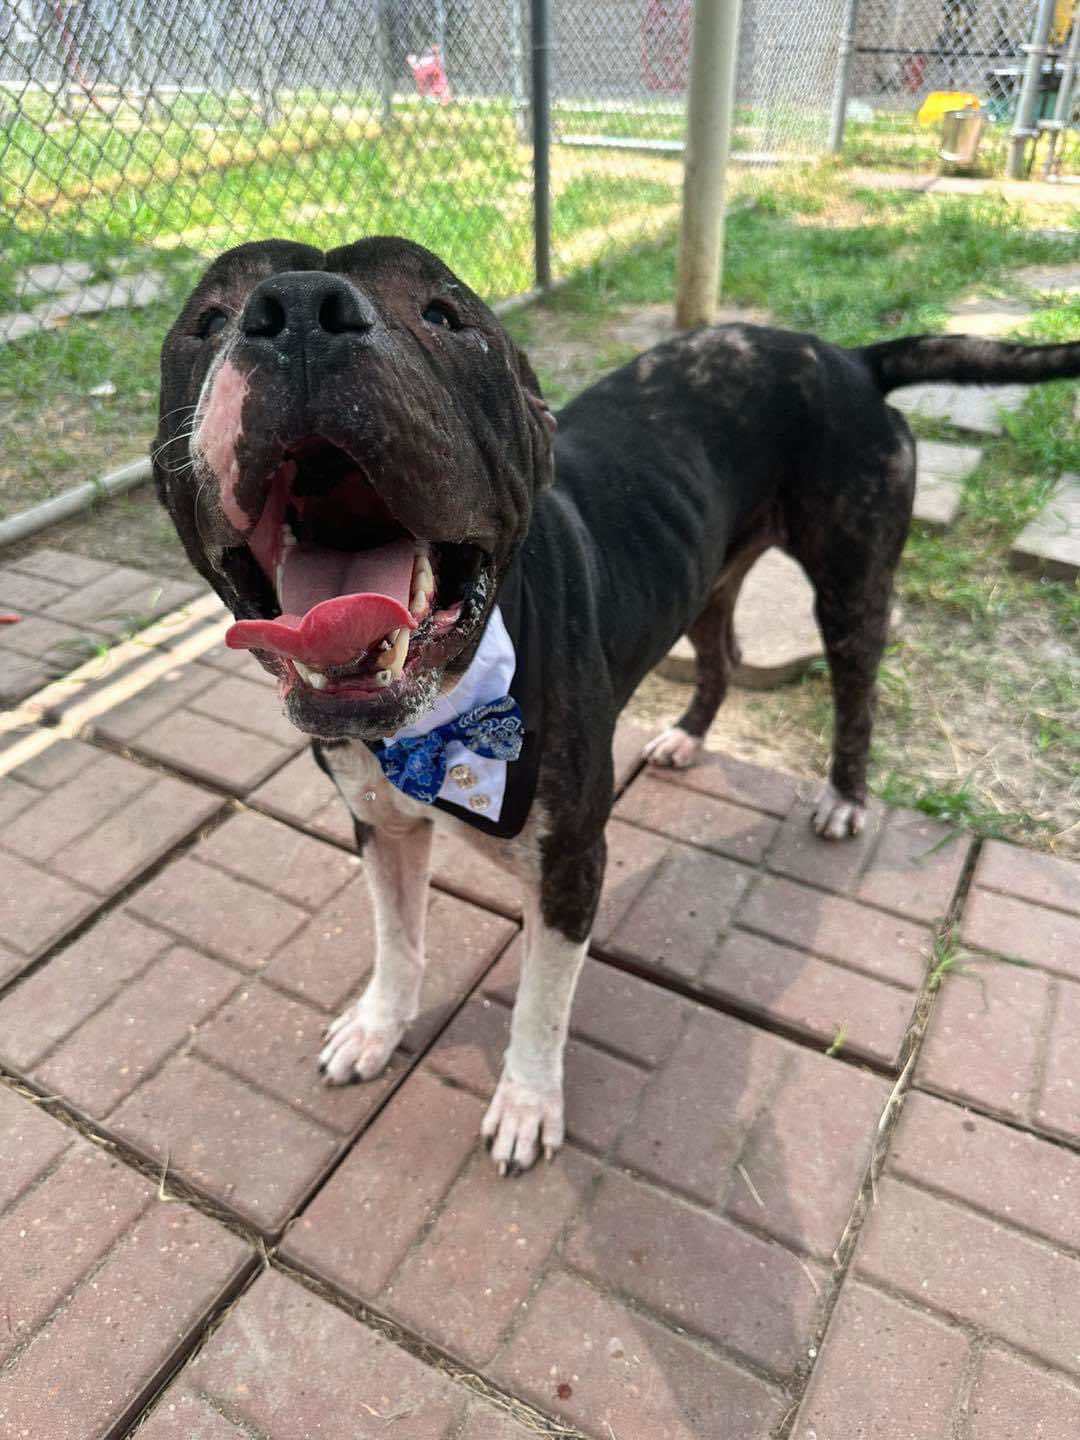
[196,307,229,340]
[421,300,459,331]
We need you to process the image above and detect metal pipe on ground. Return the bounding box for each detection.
[0,456,151,550]
[675,0,744,327]
[1007,0,1059,180]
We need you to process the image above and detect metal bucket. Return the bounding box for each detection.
[939,109,986,167]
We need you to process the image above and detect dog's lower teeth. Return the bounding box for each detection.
[374,669,392,687]
[385,627,409,672]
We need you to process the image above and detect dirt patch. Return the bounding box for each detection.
[4,481,193,580]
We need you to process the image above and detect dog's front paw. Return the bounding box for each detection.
[643,726,703,770]
[812,782,866,840]
[319,1002,405,1084]
[481,1073,564,1176]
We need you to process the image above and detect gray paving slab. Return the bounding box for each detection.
[1010,473,1080,582]
[913,438,983,528]
[1011,262,1080,297]
[944,296,1033,338]
[16,260,95,298]
[892,382,1027,436]
[656,549,823,690]
[0,272,165,344]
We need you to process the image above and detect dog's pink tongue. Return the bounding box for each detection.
[225,537,416,668]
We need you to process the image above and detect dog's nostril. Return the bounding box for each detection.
[242,293,287,339]
[318,288,375,336]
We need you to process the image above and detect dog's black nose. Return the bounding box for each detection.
[240,271,377,344]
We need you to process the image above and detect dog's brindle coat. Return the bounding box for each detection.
[156,236,1079,1173]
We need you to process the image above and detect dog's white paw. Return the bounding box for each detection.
[642,726,703,770]
[481,1073,565,1175]
[812,782,866,841]
[319,1002,404,1084]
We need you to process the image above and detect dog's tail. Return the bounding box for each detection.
[859,334,1080,395]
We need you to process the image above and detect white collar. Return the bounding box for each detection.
[384,606,517,822]
[389,604,516,741]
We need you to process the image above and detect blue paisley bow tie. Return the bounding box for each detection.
[375,695,524,805]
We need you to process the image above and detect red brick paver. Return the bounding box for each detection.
[589,790,941,1061]
[3,811,515,1231]
[920,840,1080,1145]
[792,1083,1080,1434]
[139,1267,526,1439]
[493,1271,785,1440]
[0,1094,249,1440]
[283,960,881,1434]
[247,747,355,845]
[0,742,220,976]
[0,550,200,704]
[92,651,303,794]
[792,1281,968,1439]
[970,1349,1080,1438]
[3,613,1076,1440]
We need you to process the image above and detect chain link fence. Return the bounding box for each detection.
[851,0,1042,108]
[843,1,1079,178]
[1,0,1076,519]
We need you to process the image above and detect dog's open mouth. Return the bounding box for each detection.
[223,436,486,700]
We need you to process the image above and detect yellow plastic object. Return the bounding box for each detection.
[917,91,980,126]
[1052,0,1075,46]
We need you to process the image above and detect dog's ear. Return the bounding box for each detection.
[512,343,557,439]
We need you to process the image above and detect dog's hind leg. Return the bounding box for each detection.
[788,437,912,840]
[482,831,604,1174]
[320,814,433,1083]
[644,542,768,770]
[804,571,893,839]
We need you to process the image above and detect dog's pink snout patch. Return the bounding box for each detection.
[197,361,252,532]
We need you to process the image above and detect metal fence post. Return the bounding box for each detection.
[376,0,394,126]
[530,0,552,290]
[828,0,860,153]
[675,0,743,327]
[508,0,528,140]
[1042,14,1080,178]
[1007,0,1058,179]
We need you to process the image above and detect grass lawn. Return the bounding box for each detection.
[0,94,682,514]
[505,167,1079,852]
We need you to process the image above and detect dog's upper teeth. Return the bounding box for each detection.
[295,660,328,690]
[410,554,434,616]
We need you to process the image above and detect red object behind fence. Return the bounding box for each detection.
[408,46,452,104]
[641,0,693,93]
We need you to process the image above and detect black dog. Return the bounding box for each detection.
[155,236,1079,1173]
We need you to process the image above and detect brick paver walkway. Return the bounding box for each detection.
[1,568,1079,1438]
